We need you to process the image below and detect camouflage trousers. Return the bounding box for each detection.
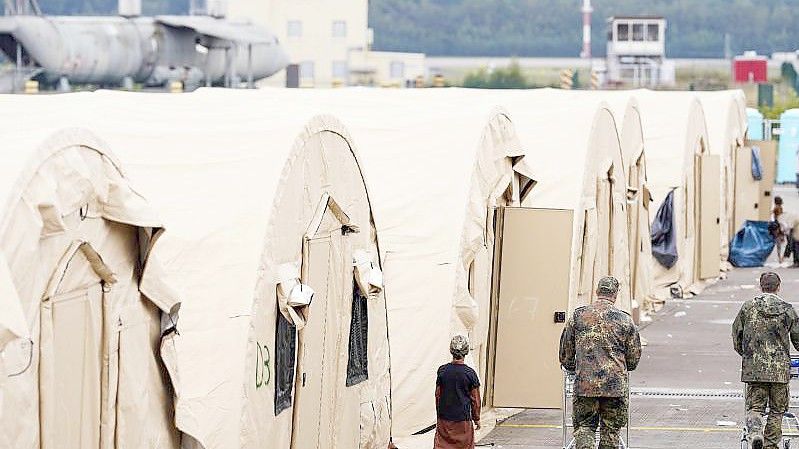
[573,396,628,449]
[746,382,789,449]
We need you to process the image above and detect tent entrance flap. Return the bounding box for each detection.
[698,154,721,280]
[42,284,104,449]
[39,238,122,449]
[292,236,333,449]
[491,207,573,409]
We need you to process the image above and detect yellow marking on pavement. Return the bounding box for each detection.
[497,423,740,433]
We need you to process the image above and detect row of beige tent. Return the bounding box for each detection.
[0,87,768,449]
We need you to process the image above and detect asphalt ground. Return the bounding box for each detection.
[479,186,799,448]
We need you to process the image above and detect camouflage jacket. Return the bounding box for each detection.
[732,293,799,383]
[559,298,642,397]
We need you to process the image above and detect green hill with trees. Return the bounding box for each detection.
[369,0,799,58]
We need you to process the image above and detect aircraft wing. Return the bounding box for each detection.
[155,16,274,44]
[0,17,21,33]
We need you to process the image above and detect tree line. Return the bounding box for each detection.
[368,0,799,58]
[24,0,799,59]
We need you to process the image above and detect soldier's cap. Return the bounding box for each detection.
[596,276,620,297]
[760,271,781,291]
[450,334,470,359]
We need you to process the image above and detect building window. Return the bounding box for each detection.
[632,23,644,41]
[390,61,405,79]
[616,23,629,41]
[287,20,302,38]
[299,61,315,80]
[332,20,347,38]
[646,23,659,42]
[274,307,297,415]
[332,61,348,80]
[346,280,369,386]
[620,67,636,81]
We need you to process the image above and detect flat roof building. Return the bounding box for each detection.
[228,0,425,87]
[606,16,674,87]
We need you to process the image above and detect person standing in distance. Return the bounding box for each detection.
[559,276,642,449]
[733,272,799,449]
[434,335,481,449]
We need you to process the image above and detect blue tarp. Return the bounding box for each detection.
[651,190,678,268]
[752,146,763,181]
[729,220,775,267]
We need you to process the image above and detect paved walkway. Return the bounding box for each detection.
[479,186,799,448]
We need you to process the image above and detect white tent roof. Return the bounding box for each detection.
[695,90,747,152]
[623,90,710,205]
[587,92,646,173]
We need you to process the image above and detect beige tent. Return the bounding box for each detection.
[533,90,652,315]
[273,87,631,431]
[694,91,754,238]
[0,91,392,449]
[245,87,536,441]
[471,89,631,410]
[642,90,749,267]
[0,124,179,449]
[590,93,654,316]
[630,90,720,298]
[299,87,631,424]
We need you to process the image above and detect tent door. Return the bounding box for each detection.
[751,140,777,221]
[39,242,118,449]
[491,207,574,409]
[44,285,104,449]
[698,155,721,279]
[291,236,332,449]
[734,146,760,233]
[292,227,348,449]
[292,194,352,449]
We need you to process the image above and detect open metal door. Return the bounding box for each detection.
[492,207,574,409]
[699,155,721,280]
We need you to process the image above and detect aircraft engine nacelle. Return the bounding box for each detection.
[0,16,160,85]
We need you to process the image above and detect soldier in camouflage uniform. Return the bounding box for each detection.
[732,272,799,449]
[559,276,642,449]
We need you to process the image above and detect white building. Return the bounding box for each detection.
[228,0,425,87]
[605,16,675,87]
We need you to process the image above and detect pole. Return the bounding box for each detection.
[580,0,593,59]
[15,41,21,93]
[224,46,230,88]
[247,43,253,88]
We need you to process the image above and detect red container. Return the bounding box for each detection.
[733,57,767,83]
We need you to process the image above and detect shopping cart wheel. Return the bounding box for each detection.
[784,439,791,449]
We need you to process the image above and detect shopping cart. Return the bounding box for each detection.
[740,356,799,449]
[562,369,630,449]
